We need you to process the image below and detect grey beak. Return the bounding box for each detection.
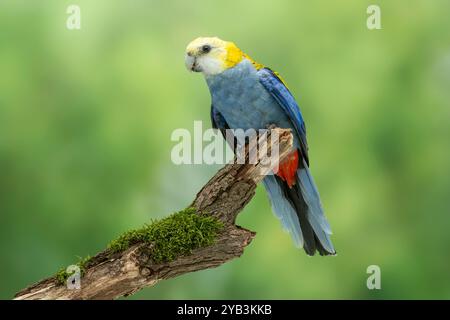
[185,55,201,72]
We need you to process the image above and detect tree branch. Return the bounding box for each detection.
[14,128,293,300]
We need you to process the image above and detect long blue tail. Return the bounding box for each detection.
[263,160,335,256]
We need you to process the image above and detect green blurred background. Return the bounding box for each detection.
[1,0,450,299]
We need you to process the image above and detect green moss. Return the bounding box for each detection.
[108,208,223,263]
[54,208,222,286]
[55,255,92,285]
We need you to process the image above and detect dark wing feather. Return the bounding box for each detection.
[211,104,237,150]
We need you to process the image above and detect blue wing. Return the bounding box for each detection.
[258,68,309,165]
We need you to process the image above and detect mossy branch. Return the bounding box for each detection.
[14,128,293,300]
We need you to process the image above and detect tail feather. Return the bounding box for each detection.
[263,163,335,256]
[297,162,335,254]
[263,175,304,248]
[298,164,332,235]
[283,182,318,255]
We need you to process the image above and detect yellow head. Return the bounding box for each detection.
[185,37,251,76]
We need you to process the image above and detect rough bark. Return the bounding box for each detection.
[14,128,293,300]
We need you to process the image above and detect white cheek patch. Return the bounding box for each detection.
[198,56,225,76]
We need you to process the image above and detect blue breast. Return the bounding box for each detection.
[206,60,296,144]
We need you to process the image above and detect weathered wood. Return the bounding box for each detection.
[14,128,293,300]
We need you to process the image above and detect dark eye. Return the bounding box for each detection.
[201,45,211,54]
